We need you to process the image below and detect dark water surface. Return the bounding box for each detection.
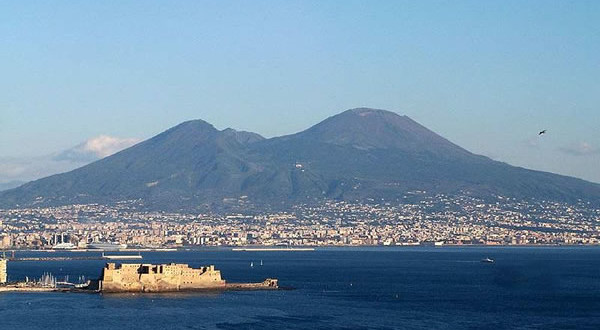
[1,247,599,329]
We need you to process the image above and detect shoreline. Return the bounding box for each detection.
[3,244,600,254]
[0,281,281,294]
[0,286,66,293]
[231,247,315,251]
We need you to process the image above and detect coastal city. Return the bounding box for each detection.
[1,193,599,249]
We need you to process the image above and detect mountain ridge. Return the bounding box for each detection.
[2,108,599,210]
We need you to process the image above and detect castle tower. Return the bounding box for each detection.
[0,257,7,284]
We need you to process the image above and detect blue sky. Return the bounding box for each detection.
[1,0,599,183]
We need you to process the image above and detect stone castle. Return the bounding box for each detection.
[98,262,226,292]
[0,258,6,284]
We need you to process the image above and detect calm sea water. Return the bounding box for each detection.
[1,247,599,329]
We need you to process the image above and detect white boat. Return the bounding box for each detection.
[102,252,142,260]
[88,242,128,250]
[52,243,76,250]
[481,258,495,263]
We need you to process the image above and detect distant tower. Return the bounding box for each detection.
[0,255,7,284]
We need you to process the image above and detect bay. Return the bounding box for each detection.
[1,247,599,329]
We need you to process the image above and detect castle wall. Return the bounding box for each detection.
[0,259,7,284]
[100,263,226,292]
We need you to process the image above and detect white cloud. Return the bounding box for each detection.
[53,135,140,162]
[81,135,140,158]
[0,135,140,185]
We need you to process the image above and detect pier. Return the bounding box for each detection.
[232,247,315,252]
[9,256,106,262]
[2,250,144,262]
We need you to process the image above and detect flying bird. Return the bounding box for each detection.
[538,130,546,135]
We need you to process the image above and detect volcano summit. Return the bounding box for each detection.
[2,108,599,211]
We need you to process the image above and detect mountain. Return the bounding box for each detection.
[253,108,600,203]
[0,120,271,209]
[2,108,600,210]
[284,108,471,155]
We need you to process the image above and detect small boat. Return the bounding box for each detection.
[481,258,495,263]
[250,261,254,267]
[260,260,263,266]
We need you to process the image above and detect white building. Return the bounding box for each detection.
[0,258,7,284]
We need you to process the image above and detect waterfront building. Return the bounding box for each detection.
[0,258,7,284]
[98,262,226,292]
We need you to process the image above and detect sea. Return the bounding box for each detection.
[1,247,599,330]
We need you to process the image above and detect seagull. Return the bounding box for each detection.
[538,130,547,135]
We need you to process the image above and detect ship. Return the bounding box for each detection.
[52,242,76,250]
[86,262,278,292]
[87,242,128,250]
[481,258,495,263]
